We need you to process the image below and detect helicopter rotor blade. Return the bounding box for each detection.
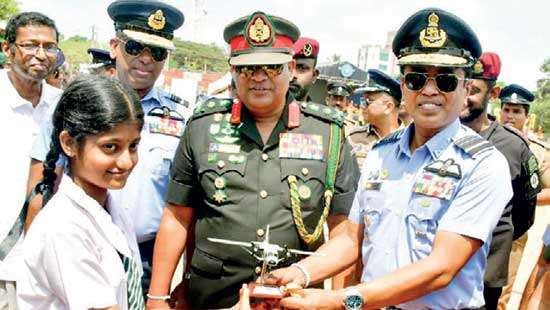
[207,238,252,248]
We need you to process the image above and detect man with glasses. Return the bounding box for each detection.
[460,53,541,309]
[147,11,358,309]
[25,0,185,299]
[348,69,402,168]
[0,12,61,310]
[290,37,320,101]
[265,8,512,309]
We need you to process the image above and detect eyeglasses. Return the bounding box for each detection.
[120,39,168,62]
[14,42,59,56]
[404,72,466,93]
[234,64,285,79]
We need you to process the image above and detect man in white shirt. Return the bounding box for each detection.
[0,12,61,309]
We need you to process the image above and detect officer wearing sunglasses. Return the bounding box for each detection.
[148,11,359,309]
[25,0,186,300]
[347,69,402,168]
[461,53,541,309]
[265,8,513,310]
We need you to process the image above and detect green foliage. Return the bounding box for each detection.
[530,58,550,135]
[59,36,94,70]
[0,0,19,21]
[170,39,228,72]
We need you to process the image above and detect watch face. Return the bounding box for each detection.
[345,295,364,309]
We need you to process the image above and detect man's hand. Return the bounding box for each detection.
[169,281,190,309]
[280,289,343,310]
[263,266,307,287]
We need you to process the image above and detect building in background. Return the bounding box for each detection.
[357,31,399,78]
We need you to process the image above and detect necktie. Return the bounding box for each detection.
[119,252,145,310]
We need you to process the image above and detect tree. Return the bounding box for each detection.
[529,58,550,136]
[0,0,19,21]
[170,38,228,72]
[59,36,95,69]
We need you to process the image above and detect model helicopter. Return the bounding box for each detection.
[207,225,325,267]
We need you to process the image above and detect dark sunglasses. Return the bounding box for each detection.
[121,39,168,62]
[404,72,466,93]
[234,64,285,79]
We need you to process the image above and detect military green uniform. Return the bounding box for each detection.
[165,95,359,308]
[347,125,381,168]
[528,136,550,188]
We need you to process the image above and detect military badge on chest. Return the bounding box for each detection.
[146,106,185,137]
[413,158,461,200]
[279,133,324,160]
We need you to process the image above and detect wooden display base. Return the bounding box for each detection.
[248,282,284,299]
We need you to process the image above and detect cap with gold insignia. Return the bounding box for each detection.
[327,81,352,97]
[499,84,535,106]
[87,48,115,67]
[107,0,184,51]
[392,8,481,67]
[355,69,402,102]
[293,37,319,59]
[472,52,501,81]
[223,11,300,65]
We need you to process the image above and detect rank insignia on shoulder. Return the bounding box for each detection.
[424,158,462,179]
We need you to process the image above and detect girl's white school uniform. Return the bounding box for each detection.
[17,176,142,310]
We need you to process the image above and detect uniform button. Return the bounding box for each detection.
[255,266,262,274]
[217,160,226,169]
[262,153,269,161]
[301,167,309,176]
[257,229,265,237]
[260,190,268,199]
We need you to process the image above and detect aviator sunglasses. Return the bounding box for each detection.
[234,64,285,79]
[404,72,466,93]
[120,39,168,62]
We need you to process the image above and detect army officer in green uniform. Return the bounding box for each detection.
[147,11,359,309]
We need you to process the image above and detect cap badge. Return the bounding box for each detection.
[473,60,484,75]
[148,9,166,30]
[302,43,313,57]
[511,93,518,102]
[245,13,273,47]
[419,12,447,48]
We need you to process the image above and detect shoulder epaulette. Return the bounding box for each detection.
[453,134,493,157]
[372,129,404,149]
[347,125,370,137]
[528,136,550,149]
[501,124,529,144]
[299,101,344,126]
[190,98,232,121]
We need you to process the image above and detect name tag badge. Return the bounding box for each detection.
[209,143,241,154]
[412,173,457,200]
[279,133,324,160]
[364,181,382,191]
[148,116,184,137]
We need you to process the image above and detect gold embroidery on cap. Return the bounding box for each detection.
[148,9,166,30]
[473,60,484,75]
[419,12,447,48]
[248,16,271,44]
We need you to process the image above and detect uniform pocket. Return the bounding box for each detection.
[405,195,442,259]
[198,152,247,206]
[280,159,326,215]
[190,247,224,279]
[144,134,179,177]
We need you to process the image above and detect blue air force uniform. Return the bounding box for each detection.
[348,120,513,309]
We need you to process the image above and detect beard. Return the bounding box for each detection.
[460,93,490,123]
[289,78,311,101]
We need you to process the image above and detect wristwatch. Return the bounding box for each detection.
[343,288,364,310]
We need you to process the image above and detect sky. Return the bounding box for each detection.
[18,0,550,90]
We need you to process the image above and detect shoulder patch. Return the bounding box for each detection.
[299,101,344,127]
[453,134,493,157]
[372,129,404,149]
[190,98,232,121]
